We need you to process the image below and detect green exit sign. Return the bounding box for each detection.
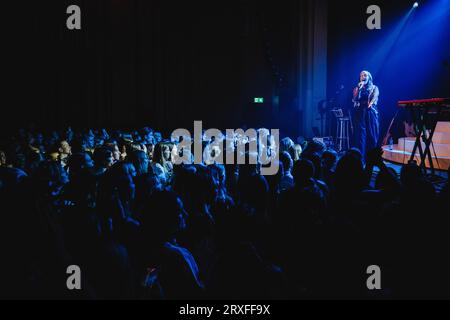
[254,97,264,103]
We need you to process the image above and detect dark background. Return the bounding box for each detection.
[3,0,449,139]
[5,0,302,137]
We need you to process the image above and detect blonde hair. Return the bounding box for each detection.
[361,70,374,90]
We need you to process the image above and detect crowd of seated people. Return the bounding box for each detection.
[0,126,449,299]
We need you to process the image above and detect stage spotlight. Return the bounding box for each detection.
[413,2,419,8]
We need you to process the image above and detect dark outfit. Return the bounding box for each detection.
[352,85,380,158]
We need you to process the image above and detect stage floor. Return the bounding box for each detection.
[382,122,450,171]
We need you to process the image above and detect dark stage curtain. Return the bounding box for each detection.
[4,0,328,137]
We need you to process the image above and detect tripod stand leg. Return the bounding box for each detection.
[410,109,422,163]
[422,111,440,175]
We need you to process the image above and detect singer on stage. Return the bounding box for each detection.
[352,70,380,159]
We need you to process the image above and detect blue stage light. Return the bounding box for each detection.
[413,2,419,8]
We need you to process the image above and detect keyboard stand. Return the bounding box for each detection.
[409,106,442,175]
